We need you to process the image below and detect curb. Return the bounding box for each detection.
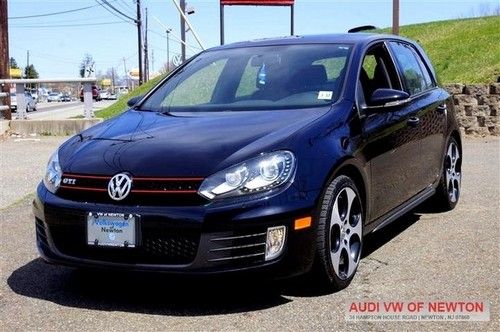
[8,119,103,136]
[0,120,8,137]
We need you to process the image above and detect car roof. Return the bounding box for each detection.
[208,33,415,51]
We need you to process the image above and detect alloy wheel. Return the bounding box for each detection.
[445,142,461,203]
[329,187,362,280]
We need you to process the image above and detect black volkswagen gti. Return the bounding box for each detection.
[34,33,462,290]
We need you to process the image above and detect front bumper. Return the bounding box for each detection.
[33,183,318,278]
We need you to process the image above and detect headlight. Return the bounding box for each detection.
[199,151,296,200]
[43,150,62,193]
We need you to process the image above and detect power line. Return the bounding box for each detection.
[11,21,128,28]
[9,3,102,20]
[95,0,135,25]
[116,0,136,16]
[98,0,136,22]
[9,16,123,25]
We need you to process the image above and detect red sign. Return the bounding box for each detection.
[221,0,294,6]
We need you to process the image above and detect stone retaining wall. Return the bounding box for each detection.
[444,83,499,136]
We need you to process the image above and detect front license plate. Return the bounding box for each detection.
[87,212,136,248]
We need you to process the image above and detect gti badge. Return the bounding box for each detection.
[62,178,76,185]
[108,173,132,201]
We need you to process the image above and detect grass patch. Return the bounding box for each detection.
[95,75,165,119]
[380,15,500,84]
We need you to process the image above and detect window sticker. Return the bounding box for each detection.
[318,91,333,100]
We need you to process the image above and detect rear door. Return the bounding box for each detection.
[388,41,447,190]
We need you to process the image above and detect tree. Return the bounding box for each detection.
[9,57,18,68]
[24,64,39,89]
[79,54,95,78]
[24,64,39,79]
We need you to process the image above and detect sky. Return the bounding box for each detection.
[7,0,500,78]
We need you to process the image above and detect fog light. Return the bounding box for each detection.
[265,226,286,261]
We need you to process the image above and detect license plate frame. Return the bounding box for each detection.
[87,212,139,248]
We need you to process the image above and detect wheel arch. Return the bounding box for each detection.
[324,158,370,225]
[450,129,462,152]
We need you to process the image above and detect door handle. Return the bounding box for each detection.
[437,104,447,114]
[407,116,420,127]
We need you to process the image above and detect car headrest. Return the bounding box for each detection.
[288,64,328,93]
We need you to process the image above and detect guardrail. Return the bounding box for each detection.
[0,78,97,120]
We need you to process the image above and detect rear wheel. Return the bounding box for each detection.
[430,137,462,211]
[314,175,363,291]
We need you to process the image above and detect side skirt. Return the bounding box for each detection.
[364,186,436,235]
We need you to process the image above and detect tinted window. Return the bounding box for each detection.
[390,42,432,95]
[140,44,353,112]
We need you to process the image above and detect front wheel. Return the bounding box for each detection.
[429,137,462,211]
[313,175,363,291]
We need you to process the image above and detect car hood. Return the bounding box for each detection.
[59,108,329,177]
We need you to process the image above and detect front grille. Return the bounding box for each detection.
[207,229,267,265]
[57,173,208,206]
[44,207,200,265]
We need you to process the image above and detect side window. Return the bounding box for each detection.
[389,42,433,95]
[413,50,435,89]
[358,43,400,105]
[361,55,377,80]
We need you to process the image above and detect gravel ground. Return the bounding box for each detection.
[0,136,68,209]
[0,136,498,331]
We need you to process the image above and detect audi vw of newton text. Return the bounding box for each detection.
[35,33,461,290]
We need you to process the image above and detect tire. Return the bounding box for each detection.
[429,137,462,211]
[313,175,364,291]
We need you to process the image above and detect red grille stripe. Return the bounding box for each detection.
[60,185,107,192]
[131,189,198,194]
[62,173,203,181]
[63,173,110,179]
[133,177,204,181]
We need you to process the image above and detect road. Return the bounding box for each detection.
[0,137,498,331]
[19,100,117,120]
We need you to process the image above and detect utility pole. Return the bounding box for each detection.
[136,0,143,85]
[392,0,400,35]
[0,0,11,120]
[123,57,129,90]
[111,67,115,92]
[144,7,149,83]
[166,28,171,72]
[26,50,30,89]
[180,0,186,62]
[151,49,155,75]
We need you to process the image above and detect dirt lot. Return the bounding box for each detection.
[0,136,498,331]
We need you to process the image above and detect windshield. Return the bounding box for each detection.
[140,44,352,112]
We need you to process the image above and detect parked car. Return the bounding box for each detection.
[47,92,61,102]
[80,85,101,102]
[35,33,461,290]
[108,93,117,100]
[30,89,39,101]
[10,92,37,112]
[60,94,71,102]
[99,90,109,100]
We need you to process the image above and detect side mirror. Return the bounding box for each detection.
[369,88,410,109]
[127,95,142,107]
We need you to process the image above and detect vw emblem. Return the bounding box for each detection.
[108,173,132,201]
